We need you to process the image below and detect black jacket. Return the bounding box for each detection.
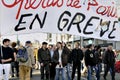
[85,49,96,66]
[70,48,84,64]
[103,50,115,65]
[38,48,51,64]
[53,48,69,67]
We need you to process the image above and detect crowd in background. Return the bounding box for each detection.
[0,38,120,80]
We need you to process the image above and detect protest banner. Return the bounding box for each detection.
[0,0,120,41]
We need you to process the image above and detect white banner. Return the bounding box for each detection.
[0,0,120,41]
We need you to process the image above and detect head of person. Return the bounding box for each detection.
[53,45,57,51]
[56,42,62,49]
[62,42,66,47]
[11,42,17,48]
[87,44,94,50]
[42,42,48,49]
[94,46,97,50]
[108,45,113,51]
[25,41,32,47]
[96,45,101,51]
[48,44,53,50]
[3,39,10,47]
[68,44,71,50]
[74,42,80,49]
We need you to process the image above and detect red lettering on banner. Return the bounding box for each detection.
[42,0,63,8]
[1,0,64,19]
[2,0,24,19]
[67,0,81,8]
[87,0,98,10]
[24,0,63,9]
[1,0,117,19]
[96,6,117,18]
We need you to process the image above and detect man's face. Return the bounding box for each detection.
[4,41,10,47]
[108,46,113,51]
[43,44,47,48]
[48,45,52,50]
[75,43,79,48]
[56,43,61,48]
[91,45,94,50]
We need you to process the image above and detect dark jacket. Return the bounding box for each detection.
[103,50,115,65]
[53,48,69,67]
[12,47,18,61]
[94,50,102,64]
[63,46,71,64]
[85,49,96,66]
[38,48,51,64]
[70,48,84,64]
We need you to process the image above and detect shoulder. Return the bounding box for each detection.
[79,49,83,52]
[54,49,58,52]
[54,49,59,53]
[13,48,18,53]
[85,49,89,53]
[38,48,43,51]
[8,47,14,52]
[27,47,33,51]
[72,49,75,51]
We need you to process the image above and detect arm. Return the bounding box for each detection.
[14,52,17,61]
[80,50,84,61]
[1,58,12,63]
[85,51,88,67]
[103,51,107,64]
[38,49,42,63]
[48,50,51,63]
[68,50,72,64]
[52,51,59,64]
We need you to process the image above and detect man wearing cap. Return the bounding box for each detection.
[19,41,35,80]
[38,42,51,80]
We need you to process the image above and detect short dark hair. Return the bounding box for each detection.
[3,39,10,44]
[57,42,62,45]
[49,44,53,47]
[42,42,48,45]
[26,41,32,44]
[75,42,80,46]
[96,45,101,50]
[87,44,93,48]
[11,42,17,48]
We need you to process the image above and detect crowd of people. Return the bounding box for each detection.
[0,38,120,80]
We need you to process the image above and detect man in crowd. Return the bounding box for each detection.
[19,41,35,80]
[62,42,71,80]
[70,42,84,80]
[85,44,97,80]
[103,45,115,80]
[53,42,69,80]
[11,42,19,77]
[0,39,14,80]
[38,42,51,80]
[49,44,56,80]
[94,45,102,80]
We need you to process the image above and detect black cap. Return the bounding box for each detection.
[26,41,32,44]
[42,42,48,45]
